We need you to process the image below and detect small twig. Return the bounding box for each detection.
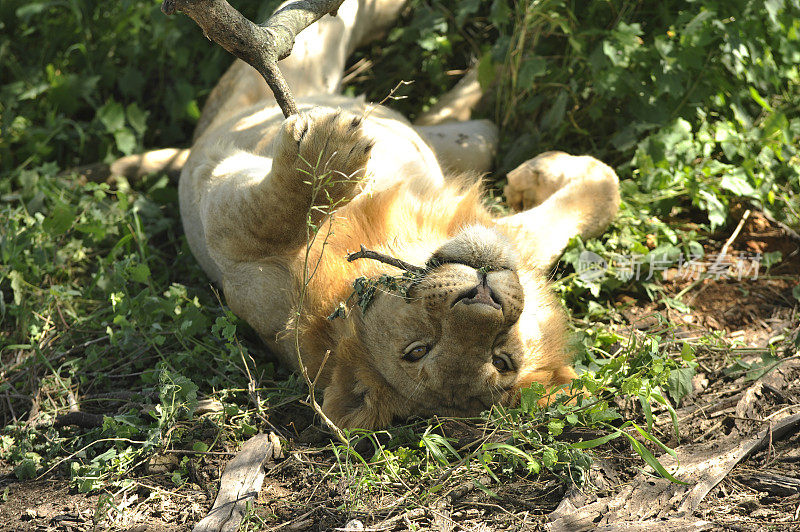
[346,245,426,275]
[758,404,800,423]
[162,0,345,118]
[294,173,349,445]
[312,349,332,388]
[4,392,17,424]
[341,57,373,85]
[36,437,148,481]
[719,208,751,258]
[758,207,800,243]
[372,508,426,531]
[362,80,414,120]
[2,335,110,384]
[675,208,752,301]
[265,509,315,532]
[84,390,150,401]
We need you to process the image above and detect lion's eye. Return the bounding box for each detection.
[402,342,429,362]
[492,353,514,372]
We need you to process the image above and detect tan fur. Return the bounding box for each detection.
[178,0,620,429]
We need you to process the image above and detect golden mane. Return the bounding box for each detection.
[289,178,491,386]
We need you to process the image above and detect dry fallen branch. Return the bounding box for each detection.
[734,471,800,496]
[161,0,345,117]
[193,433,282,532]
[346,245,427,275]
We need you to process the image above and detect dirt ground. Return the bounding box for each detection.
[1,210,798,531]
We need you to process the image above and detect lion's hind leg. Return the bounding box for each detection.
[410,68,499,176]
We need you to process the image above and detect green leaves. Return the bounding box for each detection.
[602,22,643,68]
[125,263,151,284]
[1,0,267,171]
[621,428,685,484]
[0,167,247,493]
[95,101,149,156]
[97,102,126,133]
[666,367,695,405]
[419,429,460,466]
[42,202,76,235]
[158,369,199,423]
[459,0,800,234]
[13,453,41,481]
[517,56,546,88]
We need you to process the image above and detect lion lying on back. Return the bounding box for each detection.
[176,0,620,429]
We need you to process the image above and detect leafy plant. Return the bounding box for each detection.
[0,0,280,174]
[352,0,800,230]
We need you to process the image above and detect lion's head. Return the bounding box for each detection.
[322,225,574,429]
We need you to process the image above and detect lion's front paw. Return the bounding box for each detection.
[504,151,572,211]
[504,151,618,212]
[274,108,374,203]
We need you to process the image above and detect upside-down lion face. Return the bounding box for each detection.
[322,226,571,429]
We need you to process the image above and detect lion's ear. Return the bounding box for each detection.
[321,338,398,430]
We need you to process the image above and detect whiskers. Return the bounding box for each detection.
[489,381,508,404]
[402,373,427,412]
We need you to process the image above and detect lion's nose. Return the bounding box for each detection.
[452,272,501,310]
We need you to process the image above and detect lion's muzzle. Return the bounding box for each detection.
[452,272,502,310]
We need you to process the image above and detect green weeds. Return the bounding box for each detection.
[0,0,280,172]
[0,167,272,492]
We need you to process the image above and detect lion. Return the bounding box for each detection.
[171,0,620,429]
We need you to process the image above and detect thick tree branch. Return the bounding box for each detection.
[346,245,427,275]
[161,0,345,117]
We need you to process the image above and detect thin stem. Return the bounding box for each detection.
[346,245,427,275]
[293,167,348,445]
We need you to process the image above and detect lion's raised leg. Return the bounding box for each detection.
[201,108,373,269]
[495,151,620,270]
[410,68,499,175]
[413,68,482,127]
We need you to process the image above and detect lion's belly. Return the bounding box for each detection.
[360,116,444,194]
[221,259,296,345]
